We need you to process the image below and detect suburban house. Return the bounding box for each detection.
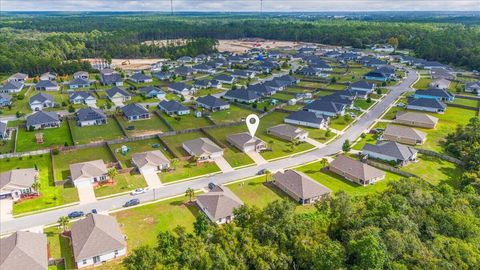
[375,66,396,79]
[223,89,260,103]
[382,124,427,145]
[74,71,89,80]
[174,66,195,77]
[138,86,165,99]
[232,70,255,79]
[430,78,451,90]
[40,72,56,81]
[106,87,131,103]
[158,100,190,115]
[0,231,48,270]
[193,64,216,74]
[68,77,91,89]
[35,80,60,91]
[394,111,439,129]
[465,81,480,96]
[329,155,386,186]
[263,78,289,91]
[414,88,455,102]
[227,132,266,153]
[26,111,60,130]
[182,137,224,162]
[247,84,277,96]
[273,170,331,205]
[0,121,7,140]
[193,79,211,89]
[196,185,243,224]
[349,80,375,94]
[8,72,28,83]
[70,214,126,268]
[297,67,327,77]
[69,91,97,106]
[100,69,123,86]
[362,141,418,166]
[121,103,150,121]
[210,80,222,89]
[152,71,173,81]
[0,80,24,93]
[406,98,447,113]
[129,72,152,83]
[0,168,39,201]
[304,99,346,117]
[76,107,107,127]
[310,60,333,71]
[214,74,235,84]
[284,110,329,129]
[364,71,389,82]
[69,159,108,187]
[29,93,55,111]
[196,95,230,111]
[0,93,12,107]
[168,82,195,95]
[132,150,170,174]
[177,56,193,63]
[267,124,308,142]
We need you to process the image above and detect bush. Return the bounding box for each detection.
[52,149,60,155]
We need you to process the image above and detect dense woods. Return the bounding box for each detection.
[1,14,479,75]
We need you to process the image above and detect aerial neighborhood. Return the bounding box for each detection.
[1,35,479,270]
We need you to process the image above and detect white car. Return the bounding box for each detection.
[130,188,147,195]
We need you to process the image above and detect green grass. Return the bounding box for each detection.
[352,133,377,150]
[45,227,75,270]
[94,173,147,197]
[16,122,73,152]
[413,76,432,90]
[208,104,254,124]
[296,161,404,197]
[117,114,170,136]
[193,87,225,97]
[282,104,304,111]
[271,92,295,101]
[53,146,116,181]
[329,116,354,131]
[297,81,323,88]
[159,112,212,131]
[303,127,336,143]
[68,118,125,145]
[402,154,463,187]
[382,105,404,120]
[0,129,15,154]
[161,131,205,158]
[160,161,220,183]
[452,98,478,108]
[354,99,375,110]
[111,138,170,168]
[1,154,79,215]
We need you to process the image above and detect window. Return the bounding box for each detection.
[114,250,118,256]
[83,260,87,265]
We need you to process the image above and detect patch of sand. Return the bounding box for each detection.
[218,39,303,53]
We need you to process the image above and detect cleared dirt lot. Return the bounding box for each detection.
[218,39,303,53]
[83,58,166,70]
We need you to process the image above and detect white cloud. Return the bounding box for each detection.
[1,0,479,11]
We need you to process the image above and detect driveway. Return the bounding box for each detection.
[213,157,234,173]
[247,151,268,165]
[142,171,162,188]
[77,183,97,204]
[305,137,326,149]
[0,199,13,221]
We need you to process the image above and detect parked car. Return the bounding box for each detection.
[68,211,84,219]
[257,169,267,175]
[130,188,147,195]
[124,198,140,207]
[208,182,216,190]
[91,209,97,214]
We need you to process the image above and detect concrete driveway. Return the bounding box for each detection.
[247,151,268,165]
[77,183,97,204]
[213,157,234,173]
[142,171,162,188]
[0,199,13,221]
[305,137,326,149]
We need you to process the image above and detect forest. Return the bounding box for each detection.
[1,13,480,74]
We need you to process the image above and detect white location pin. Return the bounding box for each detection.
[246,114,260,138]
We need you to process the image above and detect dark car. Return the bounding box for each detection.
[208,182,216,190]
[68,211,84,219]
[91,209,97,214]
[124,198,140,207]
[257,169,267,175]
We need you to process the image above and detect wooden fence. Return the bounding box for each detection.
[415,148,465,166]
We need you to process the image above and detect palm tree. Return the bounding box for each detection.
[264,170,272,182]
[185,187,195,202]
[320,158,329,170]
[31,181,41,196]
[107,168,118,182]
[58,216,70,233]
[170,158,179,170]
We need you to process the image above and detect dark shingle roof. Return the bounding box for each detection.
[30,93,53,104]
[224,89,260,101]
[26,111,59,127]
[70,91,94,100]
[304,99,346,114]
[130,72,151,81]
[121,103,148,117]
[69,77,90,86]
[196,95,229,108]
[169,82,190,92]
[408,98,447,109]
[138,86,164,95]
[414,88,454,99]
[285,110,328,124]
[350,80,375,90]
[106,87,130,98]
[363,141,417,161]
[159,100,189,112]
[35,80,58,88]
[77,107,106,122]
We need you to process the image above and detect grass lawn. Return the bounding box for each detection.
[282,104,304,111]
[329,116,354,131]
[45,227,75,270]
[159,112,212,131]
[208,104,254,124]
[354,99,375,110]
[352,133,377,150]
[0,130,15,154]
[402,154,463,187]
[271,92,295,101]
[111,138,170,168]
[160,161,220,183]
[53,146,116,181]
[1,155,79,215]
[413,76,432,90]
[68,118,125,145]
[94,173,147,197]
[297,81,323,88]
[117,114,170,136]
[303,127,335,143]
[161,131,205,158]
[451,98,478,108]
[16,122,73,152]
[296,161,404,197]
[193,87,225,97]
[382,105,404,120]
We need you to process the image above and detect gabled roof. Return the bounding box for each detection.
[101,72,122,84]
[8,72,28,80]
[394,111,439,126]
[121,103,149,117]
[375,66,396,75]
[246,84,276,95]
[0,231,47,270]
[169,82,190,91]
[268,124,307,139]
[408,98,446,109]
[129,72,151,81]
[159,100,189,112]
[196,95,229,108]
[1,80,24,90]
[132,150,169,169]
[414,88,454,98]
[384,125,427,141]
[363,141,418,161]
[35,80,58,88]
[73,71,88,77]
[273,170,330,199]
[364,71,388,78]
[193,79,210,87]
[68,77,90,86]
[183,137,223,157]
[465,81,480,89]
[227,132,264,149]
[26,111,59,127]
[77,107,106,122]
[193,63,214,70]
[0,168,37,190]
[224,89,260,101]
[0,93,11,101]
[214,74,234,82]
[70,91,94,100]
[285,111,328,124]
[71,214,126,261]
[69,159,108,182]
[196,185,243,221]
[29,93,53,104]
[350,80,375,90]
[304,99,346,114]
[138,86,164,95]
[106,87,130,98]
[330,155,385,181]
[174,66,194,75]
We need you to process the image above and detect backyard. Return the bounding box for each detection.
[208,104,254,124]
[94,173,147,197]
[402,154,463,187]
[16,122,73,152]
[68,118,125,145]
[111,137,169,168]
[116,113,171,136]
[159,112,212,131]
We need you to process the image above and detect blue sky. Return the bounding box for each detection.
[2,0,479,11]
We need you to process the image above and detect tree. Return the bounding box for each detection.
[185,187,195,202]
[31,181,41,195]
[331,76,337,84]
[107,168,118,181]
[376,88,382,95]
[325,128,332,138]
[388,36,399,49]
[264,170,272,182]
[193,214,209,236]
[58,216,70,233]
[366,97,372,103]
[170,158,179,170]
[123,246,159,270]
[320,158,329,169]
[342,139,351,152]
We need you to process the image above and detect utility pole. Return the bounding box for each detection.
[260,0,263,15]
[170,0,173,15]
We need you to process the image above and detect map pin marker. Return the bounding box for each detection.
[246,114,260,138]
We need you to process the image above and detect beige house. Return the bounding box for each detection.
[132,150,170,174]
[182,138,224,162]
[267,124,308,142]
[227,132,266,153]
[0,168,39,201]
[0,231,48,270]
[382,124,427,145]
[394,111,439,129]
[273,170,330,205]
[329,155,385,186]
[196,185,243,224]
[69,160,109,187]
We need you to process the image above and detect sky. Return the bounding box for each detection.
[1,0,479,12]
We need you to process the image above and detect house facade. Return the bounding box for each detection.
[329,155,385,186]
[69,160,109,187]
[0,168,39,201]
[273,170,331,205]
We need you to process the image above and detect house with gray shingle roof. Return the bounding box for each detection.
[129,72,152,83]
[26,111,60,130]
[394,111,438,129]
[158,100,190,115]
[214,74,235,84]
[70,91,96,106]
[73,71,89,80]
[414,88,454,102]
[382,124,427,145]
[273,170,330,205]
[246,84,277,97]
[0,168,39,201]
[40,72,57,81]
[196,95,230,111]
[407,97,447,113]
[76,107,107,127]
[362,141,418,166]
[223,89,260,103]
[465,81,480,96]
[121,103,150,121]
[152,71,173,81]
[329,155,385,186]
[0,121,7,140]
[29,93,55,111]
[284,111,329,129]
[35,80,60,91]
[192,79,211,89]
[227,132,266,153]
[70,214,126,268]
[304,99,346,117]
[138,86,165,99]
[0,80,24,93]
[196,185,243,224]
[193,64,216,74]
[0,231,48,270]
[7,72,28,83]
[349,80,375,93]
[182,138,224,162]
[68,77,91,89]
[174,66,195,77]
[168,82,195,95]
[100,69,123,86]
[69,159,108,186]
[232,70,255,79]
[106,87,131,103]
[0,93,12,107]
[132,150,170,174]
[267,124,308,142]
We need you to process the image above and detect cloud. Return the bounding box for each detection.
[1,0,479,11]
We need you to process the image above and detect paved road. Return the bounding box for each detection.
[0,68,417,234]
